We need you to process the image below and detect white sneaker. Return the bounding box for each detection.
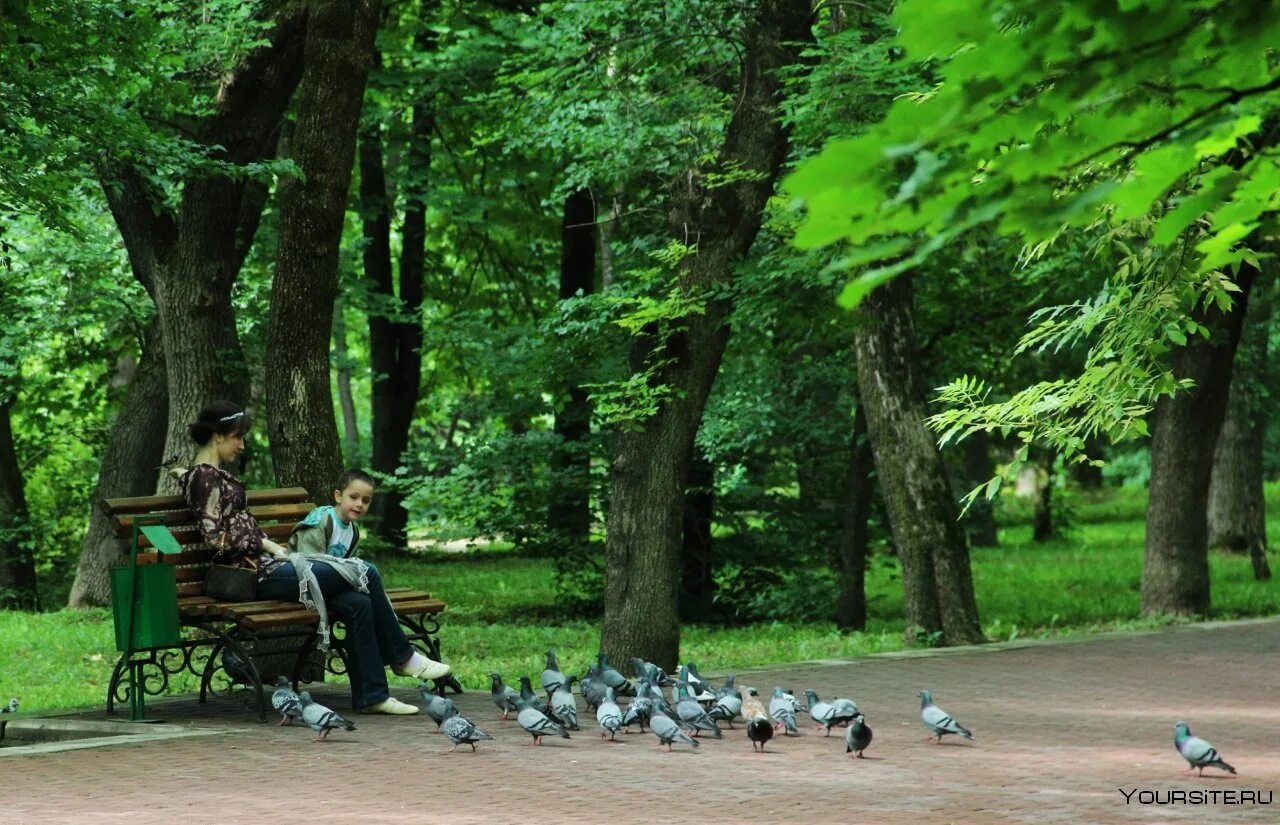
[363,697,419,715]
[392,652,452,681]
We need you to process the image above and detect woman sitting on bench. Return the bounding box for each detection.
[179,400,450,715]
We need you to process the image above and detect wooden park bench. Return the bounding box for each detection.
[102,487,462,721]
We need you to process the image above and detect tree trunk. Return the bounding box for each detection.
[1142,265,1257,615]
[835,405,873,631]
[100,8,306,491]
[548,188,595,554]
[68,320,169,607]
[680,452,716,622]
[1032,449,1056,543]
[1207,272,1271,581]
[962,430,999,547]
[333,304,360,467]
[0,396,37,609]
[364,48,431,551]
[601,0,814,669]
[268,0,381,503]
[853,273,984,645]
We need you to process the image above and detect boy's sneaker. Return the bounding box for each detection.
[392,651,452,681]
[363,697,419,715]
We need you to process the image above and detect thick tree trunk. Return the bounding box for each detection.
[853,273,984,645]
[1142,265,1257,615]
[601,0,813,668]
[962,430,999,547]
[1207,274,1271,580]
[68,320,168,607]
[835,405,873,631]
[0,396,37,609]
[548,188,595,553]
[1032,449,1056,543]
[268,0,381,503]
[680,452,716,622]
[100,8,306,491]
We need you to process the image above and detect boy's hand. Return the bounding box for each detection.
[262,539,289,560]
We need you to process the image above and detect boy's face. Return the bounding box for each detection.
[334,480,375,522]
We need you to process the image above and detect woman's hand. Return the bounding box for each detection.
[262,539,290,560]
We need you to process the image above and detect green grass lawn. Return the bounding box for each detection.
[2,485,1277,713]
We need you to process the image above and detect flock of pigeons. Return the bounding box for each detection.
[264,652,1237,777]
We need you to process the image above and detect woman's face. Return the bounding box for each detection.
[213,432,245,464]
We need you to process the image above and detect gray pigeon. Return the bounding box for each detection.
[596,686,624,740]
[417,685,455,729]
[770,687,800,736]
[676,681,723,738]
[579,666,608,711]
[489,672,519,719]
[707,691,742,729]
[597,653,635,697]
[1174,721,1236,776]
[919,689,974,743]
[747,713,773,753]
[2,697,18,714]
[782,688,807,713]
[716,673,741,701]
[272,676,303,726]
[684,663,716,702]
[649,707,699,751]
[516,696,571,745]
[440,705,493,753]
[804,689,855,736]
[541,650,567,697]
[299,691,356,742]
[845,713,872,758]
[550,675,580,731]
[630,657,674,688]
[622,678,655,732]
[520,675,552,716]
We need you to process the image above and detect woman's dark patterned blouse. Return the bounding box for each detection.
[180,464,283,580]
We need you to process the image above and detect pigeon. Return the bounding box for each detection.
[684,663,716,702]
[770,687,799,736]
[596,686,624,740]
[805,689,854,736]
[649,707,699,751]
[440,704,492,753]
[271,676,303,726]
[299,691,356,742]
[2,697,18,714]
[516,696,571,745]
[830,696,859,723]
[520,675,552,716]
[675,681,723,738]
[579,666,608,711]
[550,675,580,730]
[541,650,567,697]
[782,688,807,714]
[1174,721,1236,776]
[597,653,636,697]
[417,685,455,729]
[747,714,773,753]
[622,679,655,732]
[630,657,674,688]
[845,714,873,758]
[490,672,519,719]
[741,687,767,722]
[919,689,974,743]
[707,690,742,729]
[716,673,741,701]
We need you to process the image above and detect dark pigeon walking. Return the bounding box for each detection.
[845,714,872,758]
[440,705,492,753]
[747,714,773,753]
[490,672,519,720]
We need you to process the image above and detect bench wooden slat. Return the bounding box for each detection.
[113,502,317,535]
[130,522,296,550]
[102,487,310,517]
[389,599,446,615]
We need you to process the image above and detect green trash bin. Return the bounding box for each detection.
[110,564,180,652]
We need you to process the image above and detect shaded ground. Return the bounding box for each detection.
[4,618,1279,824]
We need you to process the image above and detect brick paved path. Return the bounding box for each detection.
[4,619,1278,824]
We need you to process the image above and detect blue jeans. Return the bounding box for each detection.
[258,562,411,709]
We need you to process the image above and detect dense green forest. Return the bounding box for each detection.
[2,0,1278,670]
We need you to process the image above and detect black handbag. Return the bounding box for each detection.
[205,563,258,601]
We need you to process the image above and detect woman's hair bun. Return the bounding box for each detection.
[187,400,252,446]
